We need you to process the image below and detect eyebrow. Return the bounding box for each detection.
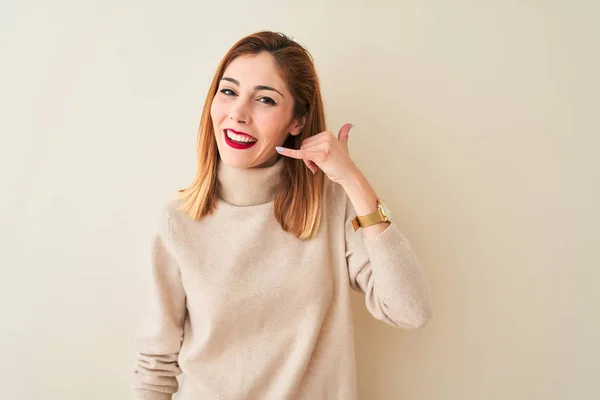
[221,77,285,98]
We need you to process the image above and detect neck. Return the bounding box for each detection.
[217,156,285,207]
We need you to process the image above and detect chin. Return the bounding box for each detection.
[216,142,277,169]
[217,152,255,169]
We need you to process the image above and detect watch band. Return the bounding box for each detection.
[351,199,390,231]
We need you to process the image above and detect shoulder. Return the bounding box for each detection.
[149,200,176,239]
[151,197,192,239]
[162,197,182,219]
[162,197,198,230]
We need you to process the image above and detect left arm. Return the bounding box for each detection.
[341,169,389,238]
[276,122,433,328]
[341,170,433,329]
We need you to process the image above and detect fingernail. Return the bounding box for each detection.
[350,123,355,130]
[275,146,284,153]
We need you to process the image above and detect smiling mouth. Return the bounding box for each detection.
[224,129,257,143]
[223,130,258,149]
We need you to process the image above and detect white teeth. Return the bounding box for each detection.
[226,130,257,143]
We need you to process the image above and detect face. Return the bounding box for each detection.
[210,52,304,169]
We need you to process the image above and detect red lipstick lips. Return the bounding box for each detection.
[224,129,257,150]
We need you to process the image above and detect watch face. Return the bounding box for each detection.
[380,200,391,220]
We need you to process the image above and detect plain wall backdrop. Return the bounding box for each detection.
[1,1,598,399]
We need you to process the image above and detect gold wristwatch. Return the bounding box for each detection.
[351,199,392,231]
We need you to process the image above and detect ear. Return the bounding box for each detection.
[289,115,307,136]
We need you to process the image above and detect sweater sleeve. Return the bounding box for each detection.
[132,206,186,399]
[341,192,433,329]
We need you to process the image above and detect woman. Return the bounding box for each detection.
[132,31,432,400]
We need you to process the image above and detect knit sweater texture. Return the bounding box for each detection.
[132,156,432,399]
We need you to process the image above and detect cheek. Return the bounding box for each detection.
[210,97,227,122]
[256,111,290,141]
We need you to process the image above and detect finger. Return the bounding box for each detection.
[303,159,318,174]
[300,136,330,151]
[300,131,330,146]
[275,146,321,161]
[337,123,354,145]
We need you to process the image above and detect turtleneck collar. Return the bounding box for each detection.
[217,156,285,207]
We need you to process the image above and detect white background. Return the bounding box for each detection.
[1,0,598,399]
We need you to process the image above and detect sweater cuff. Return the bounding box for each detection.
[362,222,416,273]
[363,222,410,251]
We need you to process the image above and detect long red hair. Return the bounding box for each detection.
[175,31,328,240]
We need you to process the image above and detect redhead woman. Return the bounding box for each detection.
[132,31,432,400]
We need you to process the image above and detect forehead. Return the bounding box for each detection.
[223,52,288,92]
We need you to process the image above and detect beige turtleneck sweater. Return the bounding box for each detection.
[131,156,432,400]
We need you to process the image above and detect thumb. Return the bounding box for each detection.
[337,123,354,145]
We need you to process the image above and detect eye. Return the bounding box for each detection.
[258,96,277,106]
[220,88,236,96]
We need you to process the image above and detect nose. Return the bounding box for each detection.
[228,101,251,124]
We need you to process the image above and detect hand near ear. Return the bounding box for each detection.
[276,123,359,185]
